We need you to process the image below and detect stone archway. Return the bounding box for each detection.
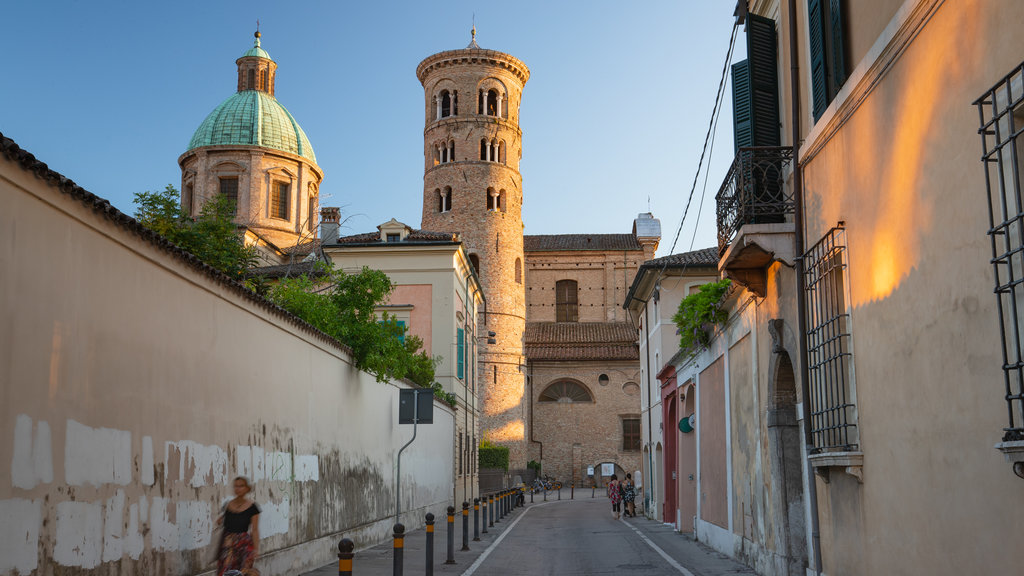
[768,351,807,575]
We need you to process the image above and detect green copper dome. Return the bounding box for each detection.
[187,91,316,163]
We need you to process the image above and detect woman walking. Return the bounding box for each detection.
[623,473,637,517]
[216,476,261,576]
[607,474,622,519]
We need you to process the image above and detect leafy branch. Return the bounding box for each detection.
[672,278,732,354]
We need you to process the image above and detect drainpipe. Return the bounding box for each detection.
[643,300,656,518]
[789,0,822,573]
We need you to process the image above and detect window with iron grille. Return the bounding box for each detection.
[976,61,1024,443]
[555,280,579,322]
[804,225,857,453]
[271,182,289,220]
[622,418,641,451]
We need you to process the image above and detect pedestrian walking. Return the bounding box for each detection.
[214,476,261,576]
[607,474,622,519]
[623,473,637,517]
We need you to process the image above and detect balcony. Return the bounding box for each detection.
[715,146,795,296]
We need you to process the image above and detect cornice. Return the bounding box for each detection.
[417,49,530,85]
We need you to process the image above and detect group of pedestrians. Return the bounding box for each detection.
[606,473,637,519]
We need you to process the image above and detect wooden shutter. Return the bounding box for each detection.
[731,60,752,150]
[457,328,465,379]
[747,13,780,147]
[828,0,847,97]
[808,0,828,121]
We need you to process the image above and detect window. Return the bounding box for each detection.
[307,193,317,232]
[480,139,497,162]
[219,177,238,215]
[487,188,499,211]
[804,225,856,453]
[622,418,641,451]
[808,0,847,121]
[457,327,465,380]
[438,187,452,213]
[261,70,268,91]
[487,89,499,116]
[976,62,1024,444]
[387,233,400,243]
[515,258,522,284]
[555,280,579,322]
[498,140,506,164]
[271,181,290,220]
[539,380,593,403]
[441,90,452,118]
[247,69,255,90]
[468,254,480,274]
[183,183,194,216]
[731,13,780,150]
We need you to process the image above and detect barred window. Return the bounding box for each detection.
[271,182,289,220]
[622,418,641,451]
[976,61,1024,443]
[804,225,857,452]
[219,177,238,216]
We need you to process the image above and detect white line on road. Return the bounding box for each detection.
[621,519,698,576]
[460,501,557,576]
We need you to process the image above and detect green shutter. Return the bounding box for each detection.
[732,60,752,151]
[808,0,828,121]
[457,328,465,379]
[828,0,847,97]
[397,320,406,345]
[746,13,780,147]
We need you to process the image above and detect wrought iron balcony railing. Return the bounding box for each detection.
[715,146,795,255]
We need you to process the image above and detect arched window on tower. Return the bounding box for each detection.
[555,280,579,322]
[448,140,455,163]
[480,139,487,161]
[515,258,522,284]
[498,141,506,164]
[486,188,499,211]
[487,89,499,116]
[261,70,268,91]
[439,187,452,212]
[538,380,594,403]
[247,69,255,90]
[441,91,452,118]
[468,253,480,274]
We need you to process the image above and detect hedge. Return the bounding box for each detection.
[478,444,510,470]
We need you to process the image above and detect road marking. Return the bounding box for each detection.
[621,519,697,576]
[460,501,556,576]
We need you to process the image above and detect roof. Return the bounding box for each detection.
[640,247,718,268]
[248,260,324,279]
[187,91,316,163]
[331,229,459,246]
[241,36,272,60]
[525,322,638,361]
[0,131,349,355]
[524,234,642,252]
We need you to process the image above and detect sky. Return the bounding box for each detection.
[1,1,744,258]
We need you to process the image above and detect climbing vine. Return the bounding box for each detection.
[672,278,732,354]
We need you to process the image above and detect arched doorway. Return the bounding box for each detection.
[654,443,664,522]
[769,352,807,575]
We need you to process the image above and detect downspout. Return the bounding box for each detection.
[788,0,822,573]
[643,299,656,517]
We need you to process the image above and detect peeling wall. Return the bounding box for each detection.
[0,155,456,575]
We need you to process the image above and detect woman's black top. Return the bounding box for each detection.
[224,502,260,534]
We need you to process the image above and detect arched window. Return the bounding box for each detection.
[487,188,499,211]
[247,69,255,90]
[515,258,522,284]
[441,90,452,118]
[498,140,506,164]
[468,253,480,274]
[261,70,268,91]
[539,380,594,403]
[555,280,579,322]
[480,139,487,161]
[439,187,452,212]
[448,140,455,162]
[487,89,499,116]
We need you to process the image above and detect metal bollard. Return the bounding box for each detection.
[445,506,456,564]
[482,495,489,534]
[338,538,354,576]
[544,484,547,501]
[530,486,534,503]
[425,513,435,576]
[592,484,596,498]
[489,494,496,526]
[393,523,405,576]
[461,501,470,551]
[571,482,574,500]
[494,493,501,523]
[473,498,480,541]
[558,485,561,500]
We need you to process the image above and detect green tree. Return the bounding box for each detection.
[133,185,256,279]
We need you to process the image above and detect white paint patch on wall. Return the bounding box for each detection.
[259,496,290,538]
[64,419,131,487]
[11,415,52,489]
[125,501,145,560]
[54,500,103,569]
[294,454,319,482]
[236,445,265,483]
[150,497,177,552]
[0,498,41,574]
[176,500,213,550]
[165,440,228,487]
[141,436,154,486]
[102,490,125,562]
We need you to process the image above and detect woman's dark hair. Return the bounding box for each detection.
[626,473,632,480]
[610,474,618,481]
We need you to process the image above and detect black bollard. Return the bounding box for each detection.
[473,498,480,541]
[558,485,561,500]
[592,484,596,498]
[393,523,405,576]
[494,493,501,523]
[489,494,496,526]
[425,513,435,576]
[445,506,456,564]
[530,484,534,503]
[482,495,489,534]
[571,482,574,500]
[338,538,354,576]
[461,501,470,551]
[544,484,547,501]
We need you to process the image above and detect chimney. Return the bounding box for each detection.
[320,207,341,244]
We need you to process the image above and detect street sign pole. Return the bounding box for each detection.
[396,390,419,525]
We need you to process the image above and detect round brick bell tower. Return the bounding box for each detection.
[417,28,530,467]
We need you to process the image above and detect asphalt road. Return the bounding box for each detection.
[462,497,756,576]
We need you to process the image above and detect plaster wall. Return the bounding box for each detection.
[0,159,455,576]
[698,357,728,530]
[797,1,1024,573]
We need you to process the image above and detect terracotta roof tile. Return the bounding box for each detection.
[641,247,718,268]
[333,229,458,245]
[525,322,638,361]
[524,234,642,252]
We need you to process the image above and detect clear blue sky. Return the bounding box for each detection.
[2,1,743,257]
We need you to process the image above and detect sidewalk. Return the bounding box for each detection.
[301,494,533,576]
